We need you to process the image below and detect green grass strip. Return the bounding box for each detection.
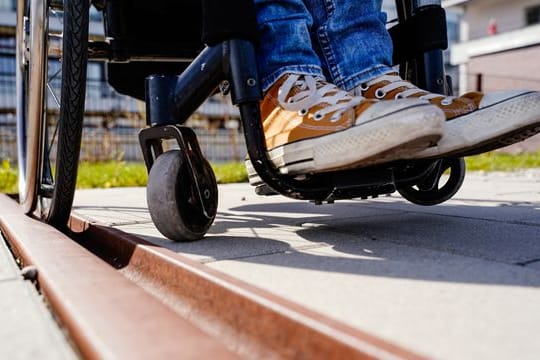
[1,153,539,193]
[0,160,249,193]
[0,160,18,193]
[464,152,540,171]
[77,161,249,188]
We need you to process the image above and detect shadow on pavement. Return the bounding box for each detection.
[138,197,540,288]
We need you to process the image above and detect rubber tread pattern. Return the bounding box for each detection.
[44,0,89,227]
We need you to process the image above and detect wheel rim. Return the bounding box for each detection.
[16,0,47,213]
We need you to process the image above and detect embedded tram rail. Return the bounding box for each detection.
[0,193,423,359]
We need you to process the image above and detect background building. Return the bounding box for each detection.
[443,0,540,152]
[0,2,243,163]
[444,0,540,93]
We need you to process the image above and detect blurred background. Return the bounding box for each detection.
[0,0,539,165]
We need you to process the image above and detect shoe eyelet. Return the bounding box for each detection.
[395,93,405,100]
[313,112,324,121]
[298,109,308,116]
[330,113,343,122]
[375,89,386,99]
[440,98,453,106]
[359,83,370,91]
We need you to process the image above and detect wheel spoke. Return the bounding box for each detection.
[42,115,54,193]
[45,80,61,161]
[46,81,61,107]
[46,61,62,158]
[51,8,63,25]
[46,117,59,159]
[49,66,62,83]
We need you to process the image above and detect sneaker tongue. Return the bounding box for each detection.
[282,75,318,99]
[461,91,484,107]
[289,77,342,104]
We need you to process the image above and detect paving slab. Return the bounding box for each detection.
[73,171,540,359]
[0,231,19,281]
[0,236,77,360]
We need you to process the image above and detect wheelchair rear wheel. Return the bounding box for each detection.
[397,157,466,206]
[16,0,89,228]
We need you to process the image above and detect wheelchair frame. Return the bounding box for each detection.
[15,0,467,239]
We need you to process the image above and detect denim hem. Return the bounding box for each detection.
[262,65,325,92]
[335,64,394,91]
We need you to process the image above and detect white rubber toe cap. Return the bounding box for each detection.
[479,90,535,108]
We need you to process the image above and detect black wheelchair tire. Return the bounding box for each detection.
[147,150,218,242]
[16,0,89,228]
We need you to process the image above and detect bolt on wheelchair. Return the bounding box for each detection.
[16,0,466,239]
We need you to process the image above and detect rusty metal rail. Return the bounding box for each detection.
[0,193,424,359]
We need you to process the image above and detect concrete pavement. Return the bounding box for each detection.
[72,170,540,360]
[0,231,76,359]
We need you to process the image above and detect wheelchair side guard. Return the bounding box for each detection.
[394,0,448,95]
[389,5,448,66]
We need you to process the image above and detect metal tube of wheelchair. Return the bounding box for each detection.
[226,39,296,197]
[421,49,446,94]
[226,40,283,194]
[238,102,332,201]
[412,0,447,94]
[169,44,225,125]
[227,39,331,200]
[413,0,441,8]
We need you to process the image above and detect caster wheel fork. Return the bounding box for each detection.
[143,126,218,241]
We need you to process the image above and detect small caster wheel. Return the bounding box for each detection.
[397,157,466,206]
[147,150,218,241]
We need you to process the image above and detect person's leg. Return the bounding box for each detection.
[304,0,393,91]
[255,0,324,91]
[246,0,445,175]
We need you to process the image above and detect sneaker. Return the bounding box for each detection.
[246,73,444,181]
[355,72,540,158]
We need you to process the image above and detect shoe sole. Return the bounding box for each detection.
[246,104,443,185]
[246,135,438,188]
[410,92,540,159]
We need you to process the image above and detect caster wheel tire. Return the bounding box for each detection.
[398,157,466,206]
[147,150,218,241]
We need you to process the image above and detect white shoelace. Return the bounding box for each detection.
[362,73,455,105]
[277,74,364,122]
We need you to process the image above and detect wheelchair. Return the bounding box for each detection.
[15,0,466,240]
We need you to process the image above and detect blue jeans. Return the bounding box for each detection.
[254,0,394,91]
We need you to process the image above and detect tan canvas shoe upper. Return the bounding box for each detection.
[261,74,374,151]
[356,72,484,120]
